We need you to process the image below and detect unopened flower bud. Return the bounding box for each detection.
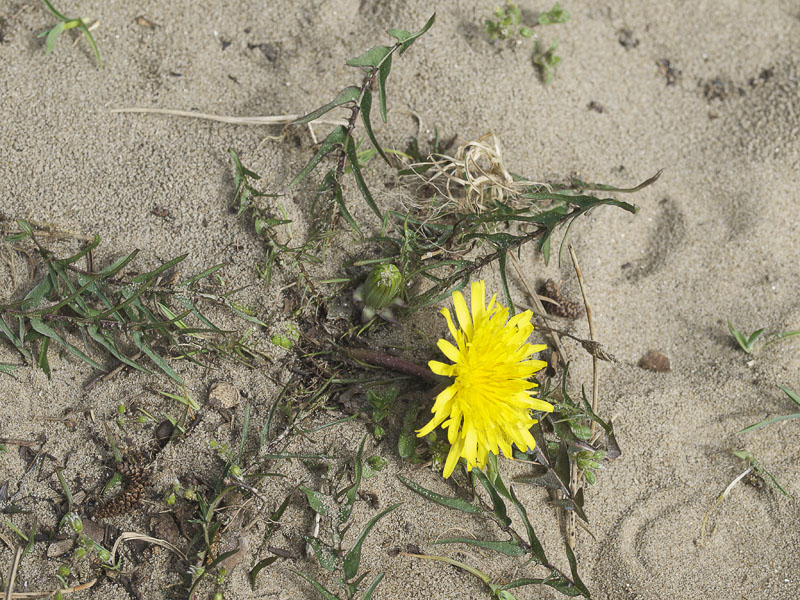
[362,264,402,310]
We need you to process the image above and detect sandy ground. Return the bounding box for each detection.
[1,0,800,598]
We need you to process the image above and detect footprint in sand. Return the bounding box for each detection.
[593,486,796,599]
[621,197,685,283]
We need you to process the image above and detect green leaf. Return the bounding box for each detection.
[293,86,361,124]
[508,485,547,564]
[361,572,385,600]
[299,486,331,516]
[304,536,338,572]
[343,503,400,580]
[248,556,279,588]
[293,569,339,600]
[130,330,183,384]
[44,22,64,54]
[472,468,510,527]
[326,171,361,235]
[338,435,366,522]
[358,88,391,166]
[346,45,391,68]
[86,324,149,374]
[398,475,482,514]
[0,363,18,377]
[376,54,392,122]
[131,253,187,283]
[497,251,514,315]
[289,125,348,188]
[344,136,382,221]
[37,336,51,378]
[564,542,591,597]
[538,3,571,25]
[553,440,571,488]
[780,385,800,408]
[391,13,436,55]
[29,317,103,370]
[434,537,524,557]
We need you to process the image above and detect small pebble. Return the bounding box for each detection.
[638,350,671,372]
[208,381,241,409]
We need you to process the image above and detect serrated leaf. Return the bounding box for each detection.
[434,537,524,557]
[398,475,482,514]
[343,503,400,580]
[344,136,382,221]
[290,126,348,188]
[299,486,331,516]
[346,45,391,68]
[358,88,391,166]
[293,86,361,125]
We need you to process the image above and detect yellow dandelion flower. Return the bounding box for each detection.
[418,280,553,478]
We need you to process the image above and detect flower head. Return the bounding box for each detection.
[418,280,552,478]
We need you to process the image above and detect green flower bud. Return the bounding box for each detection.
[57,565,71,577]
[165,492,176,506]
[65,512,83,534]
[97,548,111,563]
[362,264,402,310]
[229,464,243,479]
[373,424,385,440]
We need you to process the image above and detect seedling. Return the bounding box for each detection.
[728,321,800,354]
[740,385,800,433]
[39,0,102,68]
[533,39,562,84]
[484,2,569,41]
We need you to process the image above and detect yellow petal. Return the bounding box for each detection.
[441,307,458,341]
[452,290,473,339]
[443,437,464,478]
[437,339,461,363]
[470,280,485,327]
[429,360,455,376]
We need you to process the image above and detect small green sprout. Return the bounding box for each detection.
[485,2,531,40]
[728,322,765,353]
[538,2,570,25]
[728,322,800,354]
[38,0,102,68]
[533,39,562,84]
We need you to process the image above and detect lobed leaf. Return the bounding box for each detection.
[293,86,361,125]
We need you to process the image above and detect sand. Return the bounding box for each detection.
[1,0,799,598]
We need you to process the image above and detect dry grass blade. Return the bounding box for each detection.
[109,531,187,564]
[110,107,347,127]
[4,546,23,600]
[402,132,550,217]
[7,579,96,599]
